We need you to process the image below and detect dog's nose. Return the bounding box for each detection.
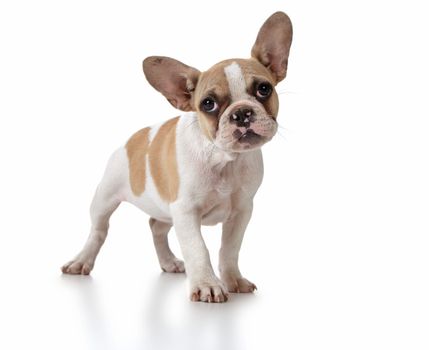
[230,108,254,128]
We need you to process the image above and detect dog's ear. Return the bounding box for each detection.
[251,12,293,83]
[143,56,201,111]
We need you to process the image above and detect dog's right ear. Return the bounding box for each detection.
[143,56,201,111]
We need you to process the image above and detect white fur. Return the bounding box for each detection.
[148,122,162,142]
[224,62,250,101]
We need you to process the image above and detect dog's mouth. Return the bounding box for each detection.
[233,128,264,145]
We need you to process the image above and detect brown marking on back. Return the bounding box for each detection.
[148,117,180,202]
[126,127,150,196]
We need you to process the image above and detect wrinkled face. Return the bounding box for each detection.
[194,58,279,152]
[143,12,292,152]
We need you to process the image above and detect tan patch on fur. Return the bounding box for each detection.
[149,117,180,202]
[126,127,150,196]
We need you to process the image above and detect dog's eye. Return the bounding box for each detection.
[256,82,272,99]
[201,97,218,113]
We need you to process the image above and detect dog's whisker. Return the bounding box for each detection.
[275,129,288,141]
[277,122,288,131]
[277,90,299,95]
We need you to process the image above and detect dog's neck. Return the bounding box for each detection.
[183,112,240,172]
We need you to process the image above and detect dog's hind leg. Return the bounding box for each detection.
[149,218,185,273]
[61,149,125,275]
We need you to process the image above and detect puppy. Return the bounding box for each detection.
[62,12,293,303]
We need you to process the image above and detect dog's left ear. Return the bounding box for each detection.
[143,56,201,111]
[251,12,293,83]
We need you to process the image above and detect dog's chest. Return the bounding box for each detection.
[200,189,233,226]
[199,162,238,225]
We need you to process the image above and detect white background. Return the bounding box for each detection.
[1,0,428,349]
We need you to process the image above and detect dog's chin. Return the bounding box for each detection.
[233,130,267,152]
[215,131,271,153]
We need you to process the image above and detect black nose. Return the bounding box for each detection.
[230,108,254,128]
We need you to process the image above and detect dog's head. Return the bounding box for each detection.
[143,12,292,153]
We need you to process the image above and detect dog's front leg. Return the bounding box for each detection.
[219,201,257,293]
[171,204,229,303]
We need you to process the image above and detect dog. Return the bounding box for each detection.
[62,11,293,303]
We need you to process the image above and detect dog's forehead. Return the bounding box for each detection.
[196,58,274,98]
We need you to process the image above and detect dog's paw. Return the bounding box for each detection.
[189,278,229,303]
[161,258,185,273]
[221,275,257,293]
[61,255,94,275]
